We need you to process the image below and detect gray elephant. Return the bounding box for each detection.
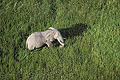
[26,27,65,50]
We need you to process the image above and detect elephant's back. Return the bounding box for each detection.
[27,32,45,44]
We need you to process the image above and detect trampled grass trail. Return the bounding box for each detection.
[0,0,120,80]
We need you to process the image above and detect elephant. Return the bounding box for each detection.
[26,27,65,50]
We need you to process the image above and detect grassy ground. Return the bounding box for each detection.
[0,0,120,80]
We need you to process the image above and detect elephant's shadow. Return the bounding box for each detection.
[53,23,89,47]
[59,23,88,38]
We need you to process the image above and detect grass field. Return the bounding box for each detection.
[0,0,120,80]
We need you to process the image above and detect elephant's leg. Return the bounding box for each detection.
[35,44,41,48]
[46,41,52,47]
[28,45,34,51]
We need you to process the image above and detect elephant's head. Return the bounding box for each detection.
[49,27,65,47]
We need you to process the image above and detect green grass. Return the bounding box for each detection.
[0,0,120,80]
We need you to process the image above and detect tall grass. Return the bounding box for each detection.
[0,0,120,79]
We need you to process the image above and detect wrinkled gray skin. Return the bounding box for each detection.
[26,27,65,50]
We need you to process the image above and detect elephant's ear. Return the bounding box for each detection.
[49,27,55,30]
[54,32,59,39]
[50,37,54,42]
